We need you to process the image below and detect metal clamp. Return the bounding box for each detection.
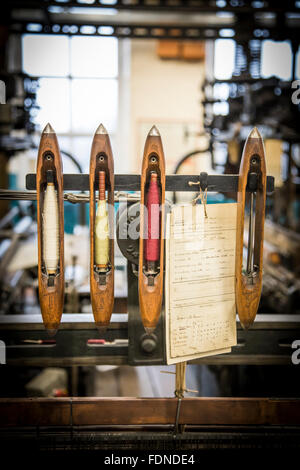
[199,172,208,191]
[188,171,208,191]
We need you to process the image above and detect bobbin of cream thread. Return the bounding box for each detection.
[95,199,109,267]
[42,182,59,274]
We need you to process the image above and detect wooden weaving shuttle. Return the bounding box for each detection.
[235,127,267,329]
[37,123,64,335]
[138,126,166,334]
[89,124,114,333]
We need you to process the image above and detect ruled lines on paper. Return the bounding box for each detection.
[165,203,237,364]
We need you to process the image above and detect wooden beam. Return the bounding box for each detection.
[1,398,300,427]
[0,398,70,427]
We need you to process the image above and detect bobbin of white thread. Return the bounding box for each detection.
[43,182,59,275]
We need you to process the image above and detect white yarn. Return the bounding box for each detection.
[42,183,59,274]
[95,200,109,266]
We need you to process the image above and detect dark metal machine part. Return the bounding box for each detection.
[116,200,172,266]
[116,201,141,266]
[127,262,166,366]
[26,173,275,193]
[1,427,300,452]
[1,314,300,367]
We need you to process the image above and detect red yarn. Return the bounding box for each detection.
[145,173,160,262]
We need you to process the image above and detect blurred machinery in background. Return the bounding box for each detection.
[201,34,300,314]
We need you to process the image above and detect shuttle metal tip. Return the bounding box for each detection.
[149,125,160,137]
[240,320,251,331]
[47,328,58,337]
[145,326,155,335]
[249,127,261,139]
[95,123,108,135]
[96,324,107,336]
[43,123,55,134]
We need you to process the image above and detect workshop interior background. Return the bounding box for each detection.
[0,1,300,399]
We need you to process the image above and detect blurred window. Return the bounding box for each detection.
[261,40,293,81]
[22,34,118,172]
[22,35,69,77]
[296,46,300,79]
[214,38,294,82]
[214,39,236,80]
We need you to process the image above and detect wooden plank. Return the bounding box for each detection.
[1,398,300,427]
[72,398,175,425]
[0,398,70,427]
[72,398,300,426]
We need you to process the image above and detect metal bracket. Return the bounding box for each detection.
[199,172,208,191]
[127,262,166,366]
[26,173,275,194]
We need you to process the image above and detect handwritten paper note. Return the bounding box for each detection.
[165,203,237,364]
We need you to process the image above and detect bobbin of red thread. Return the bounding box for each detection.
[98,171,106,201]
[145,172,160,263]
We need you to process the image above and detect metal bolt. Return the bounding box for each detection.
[141,336,156,354]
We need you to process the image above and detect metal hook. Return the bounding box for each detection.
[174,397,182,435]
[188,172,208,191]
[199,172,208,191]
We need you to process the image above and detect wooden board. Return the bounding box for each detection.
[1,398,300,427]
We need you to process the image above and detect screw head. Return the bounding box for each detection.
[141,335,157,354]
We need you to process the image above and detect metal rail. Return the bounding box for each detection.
[25,173,275,193]
[0,314,299,366]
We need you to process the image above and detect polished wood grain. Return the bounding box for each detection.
[36,129,64,334]
[138,128,166,332]
[89,127,114,331]
[1,398,300,427]
[236,128,267,329]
